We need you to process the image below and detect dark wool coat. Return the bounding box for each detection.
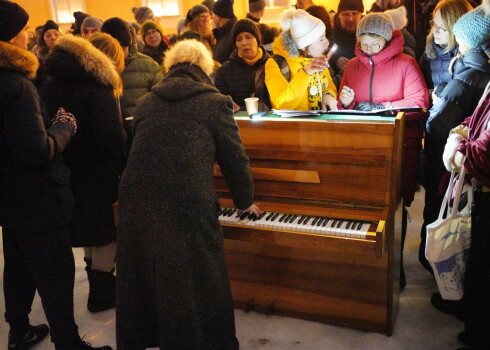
[419,36,458,90]
[330,22,357,74]
[141,41,170,66]
[116,62,253,350]
[0,41,72,230]
[213,16,237,64]
[215,47,270,110]
[41,36,126,247]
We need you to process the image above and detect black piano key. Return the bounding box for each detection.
[346,222,352,229]
[336,220,342,228]
[289,215,297,223]
[258,211,267,220]
[356,222,363,230]
[271,213,280,221]
[228,209,237,216]
[303,217,311,225]
[279,214,287,222]
[239,211,250,220]
[317,218,325,226]
[322,218,329,227]
[330,220,337,227]
[312,217,319,225]
[284,214,292,222]
[249,213,258,221]
[221,208,230,216]
[266,212,275,221]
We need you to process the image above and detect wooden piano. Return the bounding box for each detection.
[214,112,404,336]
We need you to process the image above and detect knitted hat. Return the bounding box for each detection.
[337,0,364,13]
[280,9,326,50]
[212,0,235,19]
[141,20,165,39]
[72,11,89,35]
[384,6,408,30]
[356,13,395,41]
[132,6,155,25]
[127,21,141,34]
[102,17,131,47]
[259,23,280,45]
[0,0,29,42]
[185,4,209,26]
[453,7,490,49]
[81,16,103,31]
[232,18,261,47]
[202,0,215,11]
[249,0,266,12]
[39,20,59,47]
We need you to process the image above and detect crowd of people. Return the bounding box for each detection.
[0,0,490,349]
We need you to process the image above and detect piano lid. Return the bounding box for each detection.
[214,113,404,209]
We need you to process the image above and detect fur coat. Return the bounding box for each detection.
[41,35,126,247]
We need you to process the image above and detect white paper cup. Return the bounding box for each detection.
[244,97,259,115]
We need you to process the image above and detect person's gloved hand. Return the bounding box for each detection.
[443,133,463,171]
[52,107,77,133]
[354,102,385,111]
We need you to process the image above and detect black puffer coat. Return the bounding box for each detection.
[116,62,253,349]
[41,36,126,247]
[215,47,270,110]
[0,41,73,231]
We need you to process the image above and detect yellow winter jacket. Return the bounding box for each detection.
[265,36,337,111]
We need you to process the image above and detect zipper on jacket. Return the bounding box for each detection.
[369,57,375,103]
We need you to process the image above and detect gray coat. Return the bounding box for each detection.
[116,62,253,350]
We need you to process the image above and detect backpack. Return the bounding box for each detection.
[253,54,290,111]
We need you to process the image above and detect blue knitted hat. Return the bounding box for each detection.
[453,7,490,49]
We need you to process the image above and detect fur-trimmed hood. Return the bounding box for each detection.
[0,41,39,79]
[46,35,122,97]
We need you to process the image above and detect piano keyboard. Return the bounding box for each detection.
[219,207,374,239]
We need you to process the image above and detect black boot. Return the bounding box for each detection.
[86,269,115,313]
[8,324,49,350]
[72,338,113,350]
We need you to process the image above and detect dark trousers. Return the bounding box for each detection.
[2,225,79,346]
[462,190,490,347]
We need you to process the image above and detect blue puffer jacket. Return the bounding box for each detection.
[427,43,490,143]
[419,36,458,90]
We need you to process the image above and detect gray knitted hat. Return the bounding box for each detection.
[356,13,395,42]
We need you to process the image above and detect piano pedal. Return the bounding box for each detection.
[244,299,254,313]
[265,303,275,316]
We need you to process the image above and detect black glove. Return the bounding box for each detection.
[354,102,385,111]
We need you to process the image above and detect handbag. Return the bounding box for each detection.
[425,165,472,300]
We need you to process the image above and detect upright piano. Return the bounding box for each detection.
[214,112,404,336]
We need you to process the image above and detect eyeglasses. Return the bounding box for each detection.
[144,29,160,37]
[430,20,448,33]
[359,42,381,51]
[339,11,361,18]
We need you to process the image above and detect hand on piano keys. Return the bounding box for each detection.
[219,207,372,239]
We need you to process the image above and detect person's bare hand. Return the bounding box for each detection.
[336,56,349,70]
[242,203,261,217]
[322,94,338,111]
[339,85,355,107]
[304,57,329,75]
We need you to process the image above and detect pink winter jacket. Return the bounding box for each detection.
[338,30,429,206]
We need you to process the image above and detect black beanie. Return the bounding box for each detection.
[249,0,266,13]
[337,0,364,13]
[41,20,59,37]
[213,0,235,19]
[0,0,29,42]
[102,17,132,47]
[232,18,261,47]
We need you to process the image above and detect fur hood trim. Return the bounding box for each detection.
[53,35,122,97]
[0,41,39,79]
[282,31,299,58]
[164,39,214,76]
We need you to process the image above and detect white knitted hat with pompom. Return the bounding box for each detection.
[384,6,408,30]
[280,9,325,50]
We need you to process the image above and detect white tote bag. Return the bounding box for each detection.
[425,166,472,300]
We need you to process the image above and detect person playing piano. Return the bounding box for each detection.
[338,13,429,287]
[115,39,260,350]
[265,9,338,111]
